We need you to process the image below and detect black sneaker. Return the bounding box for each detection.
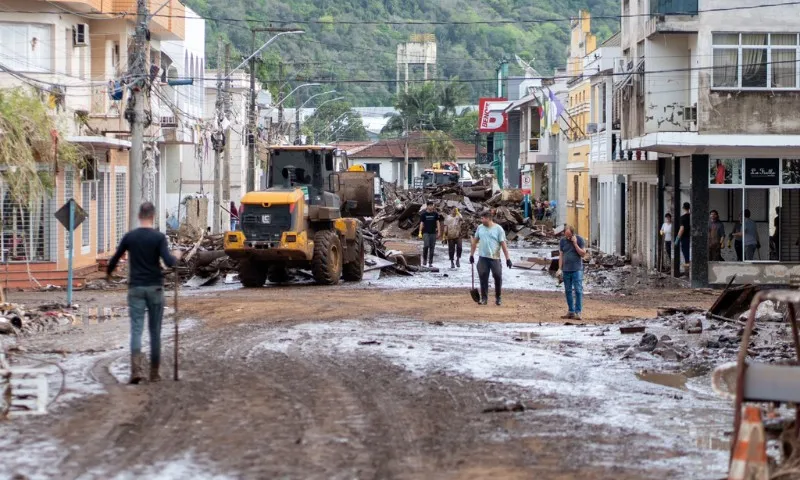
[456,258,460,267]
[496,297,502,306]
[451,261,455,269]
[479,297,488,305]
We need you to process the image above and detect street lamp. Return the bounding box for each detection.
[229,30,304,79]
[242,30,304,192]
[295,90,337,143]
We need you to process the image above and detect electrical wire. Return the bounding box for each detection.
[2,1,799,25]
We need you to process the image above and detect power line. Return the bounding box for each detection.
[2,1,800,25]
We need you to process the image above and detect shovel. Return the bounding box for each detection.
[470,263,481,303]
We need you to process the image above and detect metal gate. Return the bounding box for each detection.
[115,172,126,245]
[97,171,107,254]
[0,182,55,263]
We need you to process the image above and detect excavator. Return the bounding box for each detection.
[224,145,375,287]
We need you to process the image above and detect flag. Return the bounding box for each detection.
[539,100,548,135]
[549,89,565,126]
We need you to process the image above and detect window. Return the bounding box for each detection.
[0,22,52,72]
[365,163,380,176]
[708,158,800,263]
[713,33,800,89]
[528,106,541,151]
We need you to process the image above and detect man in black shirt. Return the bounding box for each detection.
[418,201,442,268]
[675,202,691,267]
[107,202,180,384]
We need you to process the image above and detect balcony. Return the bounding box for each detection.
[47,0,106,13]
[589,130,621,163]
[112,0,185,39]
[650,0,698,15]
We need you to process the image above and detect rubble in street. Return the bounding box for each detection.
[0,303,77,336]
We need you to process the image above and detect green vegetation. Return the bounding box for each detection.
[0,88,83,205]
[185,0,620,106]
[301,100,369,143]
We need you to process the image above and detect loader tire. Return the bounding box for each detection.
[238,258,267,288]
[342,228,365,282]
[312,230,342,285]
[267,265,291,284]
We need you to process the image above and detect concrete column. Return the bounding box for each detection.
[673,157,681,276]
[691,154,709,287]
[657,157,665,271]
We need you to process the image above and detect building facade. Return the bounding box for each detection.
[620,0,800,285]
[566,11,596,240]
[0,0,190,288]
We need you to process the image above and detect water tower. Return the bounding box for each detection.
[396,34,437,93]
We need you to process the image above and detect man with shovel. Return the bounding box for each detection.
[107,202,180,384]
[470,211,513,306]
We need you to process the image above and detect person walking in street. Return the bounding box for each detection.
[660,213,673,262]
[733,209,761,260]
[443,207,464,268]
[558,225,586,320]
[107,202,180,384]
[470,211,513,306]
[708,209,725,261]
[675,202,691,268]
[418,201,442,268]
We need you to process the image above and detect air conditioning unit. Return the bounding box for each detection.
[161,115,177,128]
[73,24,89,47]
[587,123,598,134]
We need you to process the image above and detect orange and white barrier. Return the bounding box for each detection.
[729,406,768,480]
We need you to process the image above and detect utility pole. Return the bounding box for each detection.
[403,116,409,190]
[295,107,301,144]
[212,38,224,234]
[222,42,232,229]
[246,29,257,193]
[127,0,149,229]
[277,62,285,141]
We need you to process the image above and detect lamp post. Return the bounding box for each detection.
[295,90,337,144]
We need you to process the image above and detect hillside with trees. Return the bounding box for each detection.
[185,0,620,107]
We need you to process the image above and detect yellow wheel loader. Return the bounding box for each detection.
[224,145,375,287]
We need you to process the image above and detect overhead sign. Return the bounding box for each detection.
[54,198,87,230]
[521,172,532,195]
[745,158,780,186]
[478,97,508,133]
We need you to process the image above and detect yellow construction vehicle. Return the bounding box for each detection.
[224,145,375,287]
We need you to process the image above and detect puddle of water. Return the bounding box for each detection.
[636,370,687,390]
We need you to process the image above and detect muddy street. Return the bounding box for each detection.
[0,281,743,479]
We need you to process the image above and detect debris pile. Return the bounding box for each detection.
[0,303,76,336]
[369,183,557,245]
[167,232,239,287]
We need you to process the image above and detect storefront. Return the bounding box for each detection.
[707,157,800,284]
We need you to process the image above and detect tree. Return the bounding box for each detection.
[451,109,479,145]
[422,131,457,168]
[382,83,441,137]
[302,100,368,143]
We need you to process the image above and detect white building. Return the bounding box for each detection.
[620,0,800,286]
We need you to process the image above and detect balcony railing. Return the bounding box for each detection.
[650,0,698,15]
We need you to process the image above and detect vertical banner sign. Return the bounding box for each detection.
[521,172,532,195]
[478,98,508,133]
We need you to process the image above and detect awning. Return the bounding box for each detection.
[504,94,540,113]
[66,136,132,149]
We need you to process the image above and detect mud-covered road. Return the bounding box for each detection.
[0,285,730,479]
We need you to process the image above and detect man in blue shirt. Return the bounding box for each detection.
[107,202,180,384]
[470,211,513,305]
[558,225,586,320]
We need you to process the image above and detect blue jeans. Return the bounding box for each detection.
[563,270,584,315]
[128,285,165,365]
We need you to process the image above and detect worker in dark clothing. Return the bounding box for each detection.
[107,202,180,384]
[418,201,442,268]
